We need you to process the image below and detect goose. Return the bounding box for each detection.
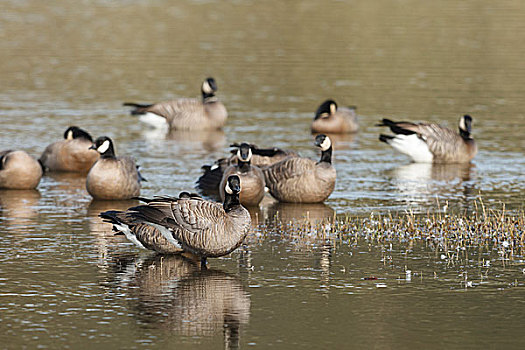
[39,126,99,173]
[196,143,297,196]
[311,100,359,134]
[0,150,42,189]
[123,77,228,131]
[219,143,265,207]
[377,115,477,163]
[263,134,336,203]
[99,175,251,268]
[86,136,145,200]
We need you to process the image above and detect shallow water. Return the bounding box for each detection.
[1,0,525,348]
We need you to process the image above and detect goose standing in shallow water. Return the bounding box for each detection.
[86,136,145,200]
[0,150,42,189]
[39,126,99,173]
[311,100,359,134]
[123,77,228,131]
[219,143,265,207]
[377,115,477,163]
[99,175,251,268]
[263,134,336,203]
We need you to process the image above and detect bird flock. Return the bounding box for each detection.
[0,77,477,267]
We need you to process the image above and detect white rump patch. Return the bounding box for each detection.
[388,134,433,163]
[139,112,168,129]
[97,140,110,154]
[225,181,233,195]
[114,223,146,249]
[202,80,213,94]
[320,136,332,151]
[149,223,182,249]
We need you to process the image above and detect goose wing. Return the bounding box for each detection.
[264,157,315,184]
[144,98,204,125]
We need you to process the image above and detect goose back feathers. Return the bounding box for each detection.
[123,77,227,131]
[0,150,43,189]
[100,175,251,260]
[263,135,336,203]
[311,100,359,134]
[378,115,477,163]
[39,126,99,173]
[86,137,144,200]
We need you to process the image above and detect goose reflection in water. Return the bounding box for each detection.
[0,189,41,229]
[142,128,226,153]
[265,201,336,227]
[388,162,476,209]
[110,254,250,349]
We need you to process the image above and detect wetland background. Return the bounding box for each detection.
[1,0,524,348]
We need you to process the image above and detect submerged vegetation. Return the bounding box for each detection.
[261,199,525,258]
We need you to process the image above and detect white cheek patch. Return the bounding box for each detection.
[225,181,233,195]
[320,137,332,151]
[97,140,110,154]
[202,81,213,94]
[66,130,73,140]
[246,148,252,162]
[330,103,337,115]
[459,117,466,131]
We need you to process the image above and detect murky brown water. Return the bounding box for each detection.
[1,0,525,348]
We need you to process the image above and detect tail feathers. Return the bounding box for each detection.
[376,118,416,135]
[196,162,225,194]
[123,102,153,115]
[99,210,130,234]
[379,134,395,144]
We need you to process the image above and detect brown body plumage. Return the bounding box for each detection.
[100,176,251,266]
[39,126,99,173]
[86,137,143,200]
[0,150,42,189]
[378,115,477,163]
[124,77,227,131]
[263,135,336,203]
[311,100,359,134]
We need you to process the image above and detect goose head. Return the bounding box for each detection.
[459,115,473,139]
[201,77,218,96]
[90,136,116,158]
[64,126,93,142]
[314,100,337,120]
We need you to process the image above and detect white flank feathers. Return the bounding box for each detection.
[139,112,168,129]
[114,223,146,249]
[387,134,433,163]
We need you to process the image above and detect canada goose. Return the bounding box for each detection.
[263,134,336,203]
[123,77,228,131]
[311,100,359,134]
[196,143,297,197]
[377,115,477,163]
[39,126,99,173]
[219,143,265,207]
[99,175,251,268]
[0,150,42,189]
[86,136,145,200]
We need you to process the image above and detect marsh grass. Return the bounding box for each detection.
[260,199,525,258]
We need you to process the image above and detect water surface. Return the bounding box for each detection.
[1,0,524,348]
